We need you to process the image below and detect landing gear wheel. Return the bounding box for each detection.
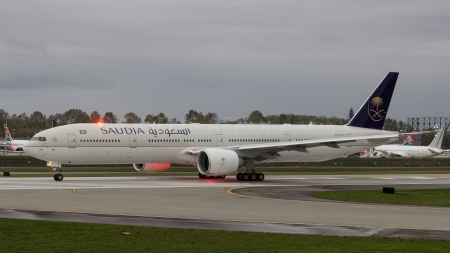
[198,172,206,179]
[257,173,265,181]
[250,173,257,181]
[54,173,63,181]
[236,173,243,181]
[242,173,250,181]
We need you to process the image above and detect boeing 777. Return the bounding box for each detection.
[24,72,401,181]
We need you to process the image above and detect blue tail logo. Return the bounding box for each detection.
[368,96,384,122]
[347,72,399,130]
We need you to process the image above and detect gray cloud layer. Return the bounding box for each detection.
[1,1,449,122]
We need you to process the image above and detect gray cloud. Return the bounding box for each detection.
[1,0,450,122]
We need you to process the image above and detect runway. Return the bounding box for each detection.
[1,174,450,239]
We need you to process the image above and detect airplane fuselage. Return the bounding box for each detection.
[25,123,397,165]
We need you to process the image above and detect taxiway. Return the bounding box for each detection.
[1,174,450,239]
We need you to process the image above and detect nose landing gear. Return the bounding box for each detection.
[53,167,63,181]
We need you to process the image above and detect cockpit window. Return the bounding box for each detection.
[36,137,47,141]
[30,137,37,141]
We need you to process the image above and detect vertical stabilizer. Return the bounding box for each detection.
[401,130,415,146]
[428,124,449,149]
[347,72,399,130]
[4,124,13,149]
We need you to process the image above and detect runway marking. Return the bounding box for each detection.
[72,188,270,217]
[225,186,450,211]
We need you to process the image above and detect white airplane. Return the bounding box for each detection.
[1,124,28,153]
[374,125,448,158]
[24,72,401,181]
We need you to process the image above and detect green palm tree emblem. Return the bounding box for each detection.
[368,96,385,121]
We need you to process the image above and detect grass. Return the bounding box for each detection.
[310,189,450,207]
[1,218,450,253]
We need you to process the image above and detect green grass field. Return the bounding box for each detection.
[1,218,450,253]
[310,189,450,207]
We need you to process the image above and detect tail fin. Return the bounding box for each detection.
[401,130,415,146]
[346,72,399,130]
[428,124,449,149]
[4,124,13,148]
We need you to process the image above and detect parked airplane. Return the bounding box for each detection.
[374,125,448,158]
[24,72,401,181]
[1,124,28,153]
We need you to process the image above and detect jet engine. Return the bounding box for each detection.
[197,148,244,176]
[133,163,171,172]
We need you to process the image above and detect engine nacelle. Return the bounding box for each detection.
[133,163,171,172]
[197,149,244,176]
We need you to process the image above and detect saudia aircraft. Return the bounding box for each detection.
[25,72,400,181]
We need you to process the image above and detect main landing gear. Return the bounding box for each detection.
[236,159,265,181]
[236,172,265,181]
[198,172,226,179]
[53,167,63,181]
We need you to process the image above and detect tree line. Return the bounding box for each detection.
[0,108,433,139]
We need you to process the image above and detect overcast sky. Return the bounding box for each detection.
[1,1,449,123]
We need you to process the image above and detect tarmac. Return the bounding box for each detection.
[1,174,450,239]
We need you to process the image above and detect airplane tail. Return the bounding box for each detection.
[4,124,13,149]
[428,124,449,149]
[401,130,415,146]
[346,72,399,130]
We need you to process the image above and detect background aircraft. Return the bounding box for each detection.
[373,125,448,158]
[1,124,28,153]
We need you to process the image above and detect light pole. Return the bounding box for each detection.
[12,129,15,139]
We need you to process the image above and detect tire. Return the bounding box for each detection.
[250,173,257,181]
[57,174,63,181]
[257,173,265,181]
[53,174,58,181]
[236,173,243,181]
[242,173,250,181]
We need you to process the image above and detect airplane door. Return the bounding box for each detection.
[215,134,223,147]
[284,134,291,141]
[67,134,76,148]
[129,134,137,148]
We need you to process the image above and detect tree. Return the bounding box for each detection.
[248,110,264,124]
[156,113,168,123]
[102,112,118,123]
[123,112,142,123]
[60,109,90,124]
[203,112,219,124]
[29,111,46,132]
[90,111,102,123]
[184,110,198,123]
[144,113,168,123]
[170,118,180,124]
[347,107,354,122]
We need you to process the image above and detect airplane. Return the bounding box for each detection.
[1,124,28,153]
[374,125,448,158]
[24,72,401,181]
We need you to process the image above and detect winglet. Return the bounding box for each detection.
[347,72,399,130]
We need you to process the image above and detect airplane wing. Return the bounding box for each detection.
[237,134,398,151]
[185,134,398,158]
